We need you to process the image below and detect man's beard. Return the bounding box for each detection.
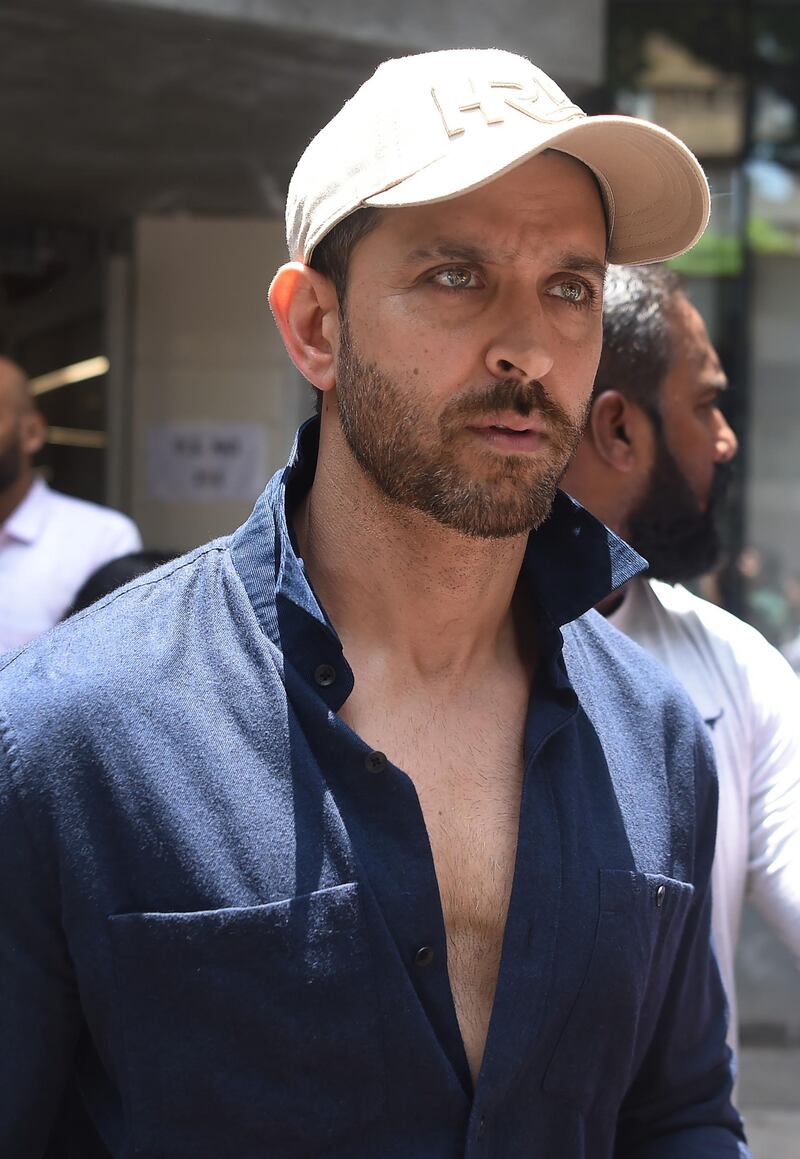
[626,435,733,584]
[334,318,590,539]
[0,436,22,493]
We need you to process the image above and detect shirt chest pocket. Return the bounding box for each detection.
[541,869,695,1115]
[109,881,385,1158]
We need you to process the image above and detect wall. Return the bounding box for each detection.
[131,215,310,552]
[105,0,607,86]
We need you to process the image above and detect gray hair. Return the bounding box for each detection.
[594,264,685,419]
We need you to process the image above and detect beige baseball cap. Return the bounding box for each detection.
[286,48,710,267]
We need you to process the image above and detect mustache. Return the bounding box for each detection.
[443,378,576,428]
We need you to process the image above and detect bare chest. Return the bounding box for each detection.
[340,683,527,1079]
[343,690,525,916]
[413,729,524,946]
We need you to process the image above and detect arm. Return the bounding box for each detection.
[615,731,749,1158]
[0,710,82,1157]
[745,643,800,962]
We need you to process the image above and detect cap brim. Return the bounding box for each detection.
[364,115,709,265]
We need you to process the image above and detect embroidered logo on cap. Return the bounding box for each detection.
[431,77,583,138]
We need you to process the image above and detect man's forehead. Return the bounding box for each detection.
[398,237,607,279]
[670,298,724,371]
[663,302,727,395]
[401,239,524,268]
[369,166,608,269]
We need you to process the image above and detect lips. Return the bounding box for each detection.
[469,415,547,439]
[467,421,547,453]
[472,413,545,436]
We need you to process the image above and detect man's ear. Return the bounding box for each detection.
[268,263,340,394]
[587,390,644,473]
[20,408,47,458]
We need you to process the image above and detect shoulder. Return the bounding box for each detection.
[649,579,757,643]
[563,605,699,724]
[0,538,225,688]
[564,609,717,882]
[563,608,713,785]
[648,580,798,692]
[0,539,277,779]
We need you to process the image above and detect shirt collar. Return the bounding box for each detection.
[1,476,49,545]
[231,417,645,662]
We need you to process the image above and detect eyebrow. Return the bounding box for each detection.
[400,241,607,283]
[685,355,730,388]
[553,251,607,284]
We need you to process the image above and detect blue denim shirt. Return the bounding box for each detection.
[0,419,747,1158]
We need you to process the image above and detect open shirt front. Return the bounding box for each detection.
[0,417,747,1157]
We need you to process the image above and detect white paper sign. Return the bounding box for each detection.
[147,422,266,501]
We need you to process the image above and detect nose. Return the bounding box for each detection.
[484,300,555,383]
[714,409,738,464]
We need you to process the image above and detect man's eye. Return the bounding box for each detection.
[552,280,589,305]
[698,398,721,414]
[433,267,478,289]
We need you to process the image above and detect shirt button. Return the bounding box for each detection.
[477,1114,487,1138]
[414,945,435,968]
[364,750,387,774]
[656,884,666,908]
[314,663,336,688]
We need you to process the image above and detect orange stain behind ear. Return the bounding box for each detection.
[268,263,340,393]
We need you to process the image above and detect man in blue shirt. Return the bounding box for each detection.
[0,49,748,1157]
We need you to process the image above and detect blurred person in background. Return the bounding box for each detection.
[0,356,142,652]
[734,546,793,648]
[564,264,800,1053]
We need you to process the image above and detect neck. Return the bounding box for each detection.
[294,428,531,681]
[0,469,35,526]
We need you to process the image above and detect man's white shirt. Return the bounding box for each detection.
[609,576,800,1045]
[0,477,142,652]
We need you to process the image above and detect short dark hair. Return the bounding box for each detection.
[593,264,685,419]
[308,207,382,306]
[306,208,382,413]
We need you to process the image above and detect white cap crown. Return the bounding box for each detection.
[286,48,710,266]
